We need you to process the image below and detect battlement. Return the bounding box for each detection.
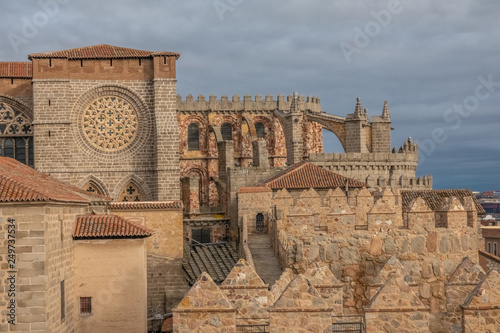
[177,93,322,112]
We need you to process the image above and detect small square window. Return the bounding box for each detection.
[80,297,92,314]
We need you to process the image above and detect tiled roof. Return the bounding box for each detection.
[0,157,104,203]
[483,228,500,239]
[0,62,33,78]
[257,161,367,190]
[183,242,238,285]
[401,189,485,214]
[28,44,180,60]
[73,214,154,239]
[108,200,182,210]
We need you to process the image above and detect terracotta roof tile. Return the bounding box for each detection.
[183,242,238,285]
[0,62,33,78]
[483,228,500,239]
[73,214,154,239]
[108,201,182,210]
[28,44,180,60]
[401,189,485,214]
[0,157,102,203]
[257,161,367,190]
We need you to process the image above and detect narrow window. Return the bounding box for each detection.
[139,59,142,66]
[487,242,492,253]
[27,137,34,166]
[164,56,167,65]
[4,138,13,158]
[255,122,265,139]
[11,78,13,85]
[221,122,232,141]
[256,213,264,233]
[15,138,26,164]
[49,58,52,67]
[48,99,51,106]
[80,297,92,314]
[495,243,498,256]
[60,280,65,320]
[81,59,83,67]
[188,123,200,151]
[110,59,113,66]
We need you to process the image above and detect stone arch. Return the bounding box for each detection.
[112,174,152,201]
[0,94,33,120]
[76,174,110,197]
[305,112,347,152]
[253,115,274,155]
[70,84,152,161]
[183,166,208,206]
[209,124,223,143]
[241,114,257,141]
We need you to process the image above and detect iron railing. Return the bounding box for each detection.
[236,324,270,332]
[331,315,365,333]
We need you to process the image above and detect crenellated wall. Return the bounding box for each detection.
[239,187,484,329]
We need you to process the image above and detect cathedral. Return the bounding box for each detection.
[1,44,498,333]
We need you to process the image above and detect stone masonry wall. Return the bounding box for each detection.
[263,187,480,330]
[0,202,87,333]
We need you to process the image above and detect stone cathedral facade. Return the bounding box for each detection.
[0,44,429,214]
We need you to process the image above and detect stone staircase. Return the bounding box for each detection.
[248,234,283,286]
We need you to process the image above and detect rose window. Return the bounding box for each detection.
[81,96,138,151]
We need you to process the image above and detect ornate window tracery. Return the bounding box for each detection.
[81,96,138,151]
[0,102,33,166]
[119,183,144,202]
[83,183,103,195]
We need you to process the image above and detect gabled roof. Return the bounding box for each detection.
[401,189,485,214]
[73,214,154,239]
[0,62,32,78]
[28,44,180,60]
[0,157,106,203]
[183,242,239,285]
[257,161,367,190]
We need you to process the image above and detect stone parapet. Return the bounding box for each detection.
[177,94,321,113]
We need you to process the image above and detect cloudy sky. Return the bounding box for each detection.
[2,0,499,191]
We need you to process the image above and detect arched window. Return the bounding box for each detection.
[0,102,34,166]
[119,183,144,202]
[27,137,34,166]
[221,122,232,141]
[255,122,265,139]
[188,123,200,151]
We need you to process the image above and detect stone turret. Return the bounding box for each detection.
[345,98,369,153]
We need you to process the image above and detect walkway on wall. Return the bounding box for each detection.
[248,234,283,287]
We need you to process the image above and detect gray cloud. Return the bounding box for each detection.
[1,0,498,191]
